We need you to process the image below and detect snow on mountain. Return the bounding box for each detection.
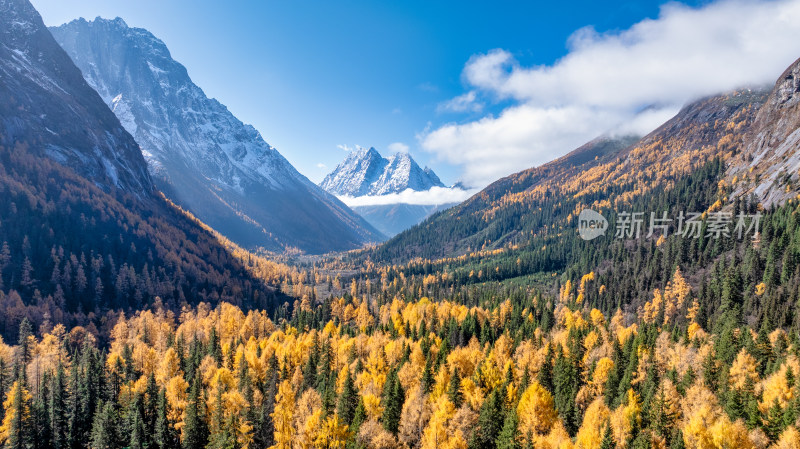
[52,17,298,193]
[0,0,152,195]
[320,147,445,196]
[50,17,384,253]
[320,147,463,235]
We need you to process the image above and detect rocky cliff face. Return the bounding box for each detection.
[0,0,152,194]
[51,17,383,253]
[728,58,800,205]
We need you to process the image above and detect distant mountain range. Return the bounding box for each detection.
[350,203,454,237]
[50,17,383,253]
[321,146,445,196]
[320,147,461,236]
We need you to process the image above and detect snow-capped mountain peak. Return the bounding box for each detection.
[321,147,445,196]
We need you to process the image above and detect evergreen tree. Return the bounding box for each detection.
[89,401,119,449]
[537,344,554,393]
[32,377,51,449]
[320,373,337,417]
[600,425,615,449]
[206,388,235,449]
[553,347,580,434]
[0,358,9,413]
[49,365,67,449]
[420,357,434,394]
[128,394,146,449]
[381,369,403,435]
[336,370,358,425]
[144,374,159,445]
[346,398,367,449]
[15,319,33,381]
[252,372,276,449]
[765,398,785,442]
[447,367,463,409]
[468,389,503,449]
[66,362,84,449]
[182,377,207,449]
[670,429,686,449]
[154,388,176,449]
[495,409,519,449]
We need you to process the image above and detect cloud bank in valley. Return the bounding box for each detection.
[338,186,479,207]
[422,0,800,188]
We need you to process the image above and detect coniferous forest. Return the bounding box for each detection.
[6,0,800,447]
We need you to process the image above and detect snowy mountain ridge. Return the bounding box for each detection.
[51,17,383,252]
[52,17,299,193]
[320,146,445,196]
[0,0,152,195]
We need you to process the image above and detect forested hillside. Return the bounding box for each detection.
[370,90,765,264]
[0,144,296,342]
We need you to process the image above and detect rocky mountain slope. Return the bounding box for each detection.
[50,18,383,253]
[0,0,151,194]
[0,0,290,332]
[320,146,444,196]
[728,57,800,205]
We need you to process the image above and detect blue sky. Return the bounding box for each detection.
[30,0,800,191]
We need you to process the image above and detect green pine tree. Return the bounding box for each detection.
[447,367,463,409]
[495,409,519,449]
[468,389,503,449]
[206,388,236,449]
[89,401,119,449]
[381,370,403,435]
[154,388,176,449]
[182,377,207,449]
[765,398,785,442]
[346,399,367,449]
[336,370,358,424]
[49,364,68,449]
[600,425,615,449]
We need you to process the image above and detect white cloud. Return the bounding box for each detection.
[437,91,484,113]
[338,186,479,207]
[316,162,327,169]
[422,0,800,187]
[387,142,410,153]
[337,144,355,152]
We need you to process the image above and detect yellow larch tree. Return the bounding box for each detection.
[517,381,558,445]
[269,380,295,449]
[729,349,759,391]
[420,395,456,449]
[575,399,611,449]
